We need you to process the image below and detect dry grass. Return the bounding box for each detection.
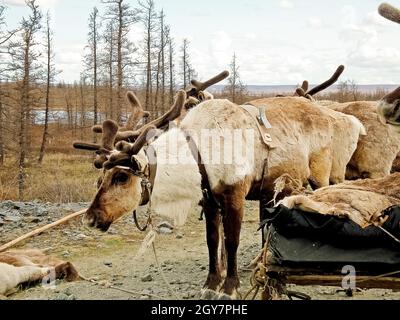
[0,154,98,203]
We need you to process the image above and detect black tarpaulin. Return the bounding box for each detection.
[262,205,400,270]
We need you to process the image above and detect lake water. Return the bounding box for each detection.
[32,110,108,125]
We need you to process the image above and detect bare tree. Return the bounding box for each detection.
[38,11,58,164]
[83,7,101,143]
[224,53,247,103]
[167,32,175,105]
[102,0,138,123]
[139,0,158,111]
[7,0,42,200]
[101,20,116,120]
[0,5,6,166]
[348,79,359,102]
[160,10,166,111]
[181,39,189,88]
[0,4,18,47]
[180,39,196,89]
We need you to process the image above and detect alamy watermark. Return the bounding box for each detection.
[342,265,357,290]
[147,127,256,178]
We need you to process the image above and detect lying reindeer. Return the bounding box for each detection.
[74,78,365,299]
[0,249,79,297]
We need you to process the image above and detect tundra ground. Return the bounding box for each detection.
[1,201,399,301]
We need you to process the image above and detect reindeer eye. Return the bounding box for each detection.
[112,172,130,186]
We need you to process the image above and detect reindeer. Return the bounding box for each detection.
[290,65,400,179]
[377,3,400,132]
[74,76,366,299]
[249,66,366,188]
[0,249,79,297]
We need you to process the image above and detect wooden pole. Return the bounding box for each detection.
[0,209,87,253]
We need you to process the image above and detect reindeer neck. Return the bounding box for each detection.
[149,128,203,226]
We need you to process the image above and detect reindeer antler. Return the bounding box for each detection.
[104,126,157,170]
[115,90,186,142]
[123,92,151,131]
[186,71,229,98]
[305,65,345,97]
[73,90,186,170]
[93,91,150,134]
[301,81,309,93]
[379,3,400,24]
[73,120,119,169]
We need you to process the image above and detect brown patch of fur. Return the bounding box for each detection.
[85,167,143,230]
[329,101,400,179]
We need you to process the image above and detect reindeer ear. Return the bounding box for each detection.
[131,155,145,172]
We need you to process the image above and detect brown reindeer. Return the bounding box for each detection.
[74,81,365,299]
[292,65,400,179]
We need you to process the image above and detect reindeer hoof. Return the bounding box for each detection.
[217,293,234,300]
[200,289,220,300]
[217,289,240,300]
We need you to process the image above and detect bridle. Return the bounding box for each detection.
[131,146,158,232]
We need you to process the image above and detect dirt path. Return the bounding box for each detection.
[2,201,399,300]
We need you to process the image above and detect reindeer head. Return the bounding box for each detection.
[74,91,186,231]
[377,3,400,131]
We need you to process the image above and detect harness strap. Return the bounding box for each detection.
[133,147,158,232]
[183,130,221,210]
[139,147,158,207]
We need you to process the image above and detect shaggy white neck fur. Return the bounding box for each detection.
[149,128,203,226]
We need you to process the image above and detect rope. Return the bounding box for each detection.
[151,242,180,300]
[80,275,166,300]
[376,226,400,245]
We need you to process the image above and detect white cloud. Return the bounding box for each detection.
[279,0,294,9]
[307,17,323,28]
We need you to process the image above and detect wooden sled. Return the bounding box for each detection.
[255,205,400,300]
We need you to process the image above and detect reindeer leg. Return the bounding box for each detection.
[201,207,224,300]
[219,191,244,300]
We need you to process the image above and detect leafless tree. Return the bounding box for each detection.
[38,11,58,164]
[224,53,247,103]
[6,0,42,200]
[167,31,175,105]
[102,0,138,123]
[180,39,196,89]
[101,20,116,120]
[138,0,158,111]
[85,7,101,127]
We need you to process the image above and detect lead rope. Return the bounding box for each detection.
[132,179,180,300]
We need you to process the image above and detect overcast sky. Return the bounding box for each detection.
[2,0,400,85]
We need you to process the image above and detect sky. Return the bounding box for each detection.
[2,0,400,85]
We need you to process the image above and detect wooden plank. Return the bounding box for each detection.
[285,275,400,290]
[0,209,87,252]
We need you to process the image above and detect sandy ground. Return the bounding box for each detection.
[1,201,400,301]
